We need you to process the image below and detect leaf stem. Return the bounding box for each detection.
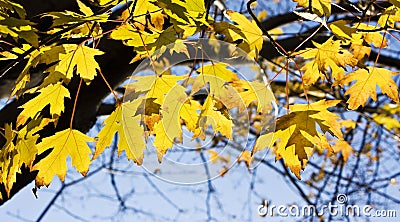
[70,79,83,129]
[98,69,119,101]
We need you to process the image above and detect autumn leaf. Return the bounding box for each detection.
[179,99,202,134]
[335,67,399,109]
[254,100,342,178]
[378,5,400,28]
[273,124,309,179]
[94,100,146,164]
[54,44,104,81]
[239,81,275,113]
[355,24,387,48]
[33,129,94,187]
[238,150,253,168]
[76,0,93,16]
[195,96,233,140]
[44,9,108,27]
[226,10,263,58]
[160,84,187,143]
[17,82,70,127]
[120,99,147,164]
[151,84,191,160]
[128,74,186,104]
[0,120,47,196]
[0,124,19,196]
[299,37,357,85]
[372,114,400,130]
[191,62,241,102]
[293,0,331,17]
[331,140,353,162]
[130,0,165,30]
[153,121,174,162]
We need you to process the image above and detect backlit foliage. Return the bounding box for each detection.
[0,0,399,200]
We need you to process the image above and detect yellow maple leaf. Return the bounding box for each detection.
[76,0,93,16]
[161,84,187,143]
[17,82,70,126]
[293,0,331,17]
[289,100,343,139]
[274,125,309,179]
[213,21,245,44]
[336,67,399,109]
[15,125,39,169]
[372,114,400,130]
[0,119,49,197]
[93,100,146,164]
[299,37,357,85]
[192,63,241,103]
[378,5,400,28]
[239,81,275,113]
[55,44,104,81]
[0,124,19,196]
[33,129,94,186]
[226,10,263,58]
[128,74,186,104]
[196,96,233,140]
[120,99,147,164]
[110,23,158,46]
[153,121,174,162]
[180,99,202,134]
[254,100,342,178]
[354,24,387,48]
[130,0,165,30]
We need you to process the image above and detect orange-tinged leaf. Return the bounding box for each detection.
[33,129,94,186]
[238,150,253,168]
[332,140,353,162]
[337,67,399,109]
[207,149,220,163]
[17,82,70,126]
[350,43,371,61]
